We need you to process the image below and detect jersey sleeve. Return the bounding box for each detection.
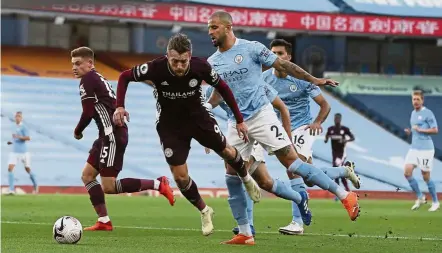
[201,60,221,86]
[427,110,438,128]
[264,84,278,102]
[305,81,321,98]
[345,127,355,139]
[131,61,155,82]
[80,77,96,101]
[251,41,278,67]
[22,125,30,137]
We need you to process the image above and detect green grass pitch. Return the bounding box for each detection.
[2,195,441,253]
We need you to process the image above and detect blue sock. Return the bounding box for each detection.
[290,178,305,225]
[8,171,14,191]
[244,188,254,226]
[426,180,438,203]
[29,172,37,188]
[322,166,347,180]
[407,176,423,199]
[271,178,302,204]
[226,175,248,226]
[288,159,347,199]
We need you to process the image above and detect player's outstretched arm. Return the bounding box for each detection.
[305,94,330,136]
[214,80,243,124]
[114,69,136,126]
[271,96,292,141]
[74,99,94,139]
[272,58,339,87]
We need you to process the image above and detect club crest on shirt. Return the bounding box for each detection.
[79,84,86,98]
[289,84,298,92]
[164,148,173,158]
[189,79,198,88]
[234,54,243,64]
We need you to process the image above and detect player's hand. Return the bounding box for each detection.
[404,128,411,135]
[74,132,83,140]
[313,78,339,87]
[236,122,249,143]
[412,125,421,132]
[304,122,323,136]
[204,147,211,154]
[7,141,12,145]
[113,107,130,127]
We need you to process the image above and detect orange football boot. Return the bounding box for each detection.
[158,176,175,206]
[341,192,360,221]
[84,221,113,231]
[221,234,255,245]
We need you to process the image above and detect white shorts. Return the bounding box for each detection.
[8,152,31,167]
[405,149,434,172]
[291,125,315,160]
[227,103,291,162]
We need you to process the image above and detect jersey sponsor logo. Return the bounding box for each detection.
[219,68,249,83]
[162,90,196,99]
[161,81,169,86]
[234,54,243,64]
[79,84,86,98]
[189,79,198,88]
[164,148,173,158]
[289,84,298,92]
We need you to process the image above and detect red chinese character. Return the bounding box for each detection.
[268,13,287,27]
[369,18,391,33]
[415,20,439,35]
[301,14,315,29]
[184,6,198,22]
[316,15,331,31]
[248,11,267,26]
[349,17,365,32]
[230,10,248,26]
[392,20,415,34]
[169,5,183,20]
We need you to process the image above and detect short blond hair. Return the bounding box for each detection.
[71,46,94,59]
[412,90,424,99]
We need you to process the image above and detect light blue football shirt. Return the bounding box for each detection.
[410,107,438,150]
[262,68,321,130]
[207,39,278,121]
[205,84,278,118]
[12,123,29,153]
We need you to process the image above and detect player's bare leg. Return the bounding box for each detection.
[171,163,214,236]
[275,145,360,221]
[217,145,261,202]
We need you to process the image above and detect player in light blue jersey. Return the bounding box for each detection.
[404,90,439,212]
[205,83,311,236]
[6,111,38,194]
[263,39,361,235]
[206,11,360,245]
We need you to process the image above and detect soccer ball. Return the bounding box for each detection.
[52,216,83,244]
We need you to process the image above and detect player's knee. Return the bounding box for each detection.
[220,145,237,160]
[25,167,31,173]
[175,176,190,189]
[102,183,116,194]
[81,173,96,185]
[8,165,15,172]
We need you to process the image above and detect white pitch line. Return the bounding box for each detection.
[2,220,441,241]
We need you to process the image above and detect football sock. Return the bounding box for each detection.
[179,178,206,211]
[29,172,37,188]
[8,171,14,191]
[322,166,347,180]
[85,180,108,217]
[226,174,250,234]
[115,178,159,193]
[272,178,302,204]
[290,178,306,225]
[427,180,438,203]
[244,187,254,226]
[406,176,423,199]
[288,158,349,200]
[226,149,247,177]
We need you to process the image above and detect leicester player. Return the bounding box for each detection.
[71,47,175,231]
[114,33,261,236]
